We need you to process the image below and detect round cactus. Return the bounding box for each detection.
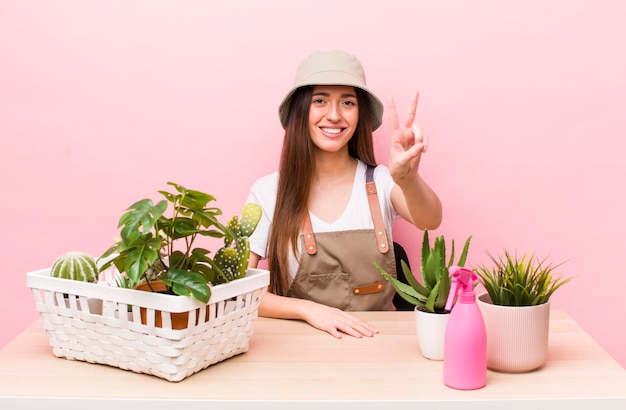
[51,251,98,283]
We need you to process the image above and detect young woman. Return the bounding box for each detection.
[246,50,442,338]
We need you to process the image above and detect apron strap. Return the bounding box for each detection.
[302,212,317,255]
[302,165,389,255]
[365,166,390,254]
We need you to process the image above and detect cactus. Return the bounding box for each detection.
[240,202,262,237]
[213,203,262,284]
[51,251,98,283]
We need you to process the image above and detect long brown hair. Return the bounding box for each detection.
[267,86,378,295]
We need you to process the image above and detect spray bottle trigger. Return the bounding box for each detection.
[445,266,462,311]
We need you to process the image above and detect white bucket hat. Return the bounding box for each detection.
[278,50,384,131]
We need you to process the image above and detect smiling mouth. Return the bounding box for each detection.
[320,127,344,135]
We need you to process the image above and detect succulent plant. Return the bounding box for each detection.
[474,250,571,306]
[212,203,262,284]
[51,251,98,283]
[376,230,472,314]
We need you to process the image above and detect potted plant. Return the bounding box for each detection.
[376,229,472,360]
[49,251,103,314]
[474,250,572,373]
[99,181,262,328]
[27,181,270,381]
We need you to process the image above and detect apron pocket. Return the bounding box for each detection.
[304,272,350,310]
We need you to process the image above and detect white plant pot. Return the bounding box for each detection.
[477,293,550,373]
[414,307,450,361]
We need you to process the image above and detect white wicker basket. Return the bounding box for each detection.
[26,267,269,382]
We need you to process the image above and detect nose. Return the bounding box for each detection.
[325,101,341,121]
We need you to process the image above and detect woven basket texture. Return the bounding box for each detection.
[26,267,269,382]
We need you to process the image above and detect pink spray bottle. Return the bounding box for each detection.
[443,266,487,390]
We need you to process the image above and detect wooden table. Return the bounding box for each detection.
[1,311,624,409]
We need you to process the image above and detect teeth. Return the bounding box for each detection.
[321,128,341,134]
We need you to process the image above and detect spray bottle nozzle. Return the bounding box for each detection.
[445,266,478,311]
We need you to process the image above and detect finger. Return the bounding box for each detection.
[359,323,379,336]
[337,314,378,338]
[349,317,378,337]
[404,91,420,128]
[387,95,400,131]
[411,142,427,156]
[327,328,344,339]
[342,327,365,338]
[339,323,375,338]
[412,123,427,152]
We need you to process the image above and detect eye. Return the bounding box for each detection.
[341,96,358,107]
[311,97,327,105]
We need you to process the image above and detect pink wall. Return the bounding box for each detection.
[2,1,625,368]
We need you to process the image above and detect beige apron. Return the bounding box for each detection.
[287,166,397,311]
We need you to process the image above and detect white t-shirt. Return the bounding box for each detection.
[246,160,400,279]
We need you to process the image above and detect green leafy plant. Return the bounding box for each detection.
[474,250,571,306]
[376,230,472,313]
[99,182,261,304]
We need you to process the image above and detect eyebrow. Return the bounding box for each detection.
[312,91,358,99]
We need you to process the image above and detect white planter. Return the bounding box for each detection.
[26,267,269,382]
[414,307,450,361]
[477,293,550,373]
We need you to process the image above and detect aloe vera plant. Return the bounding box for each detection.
[376,230,472,313]
[99,182,261,303]
[474,250,571,306]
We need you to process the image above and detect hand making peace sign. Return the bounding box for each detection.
[387,91,428,184]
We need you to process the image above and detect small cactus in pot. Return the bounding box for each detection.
[212,203,262,284]
[51,251,98,283]
[50,251,101,311]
